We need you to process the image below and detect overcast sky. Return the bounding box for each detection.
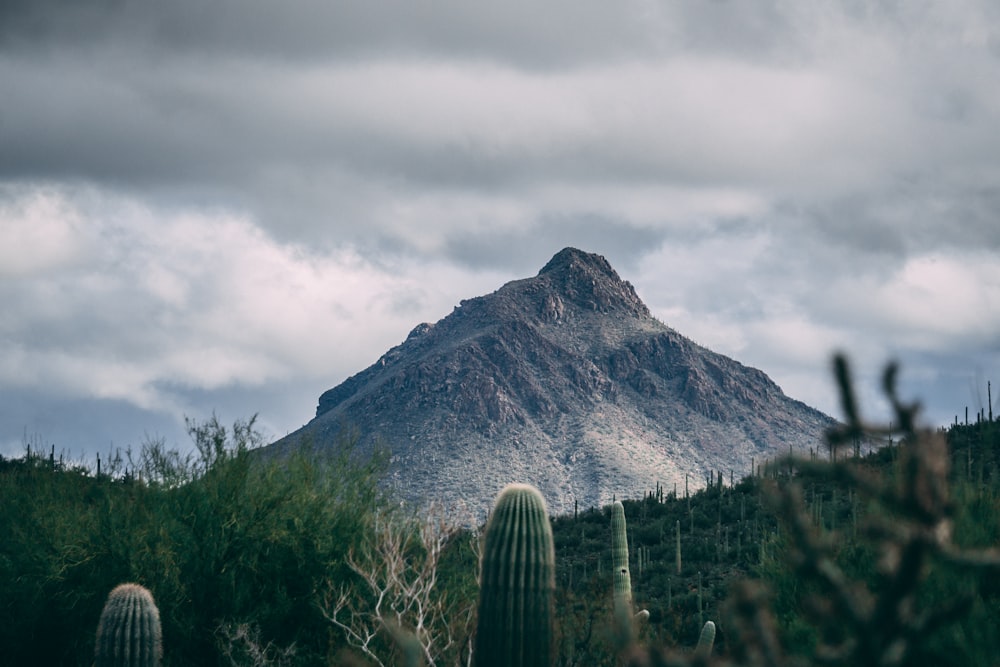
[2,1,999,462]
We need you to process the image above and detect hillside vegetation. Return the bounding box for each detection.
[2,363,999,666]
[550,409,1000,665]
[0,417,390,665]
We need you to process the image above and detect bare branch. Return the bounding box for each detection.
[319,503,477,667]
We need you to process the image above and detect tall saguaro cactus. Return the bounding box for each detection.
[611,501,633,608]
[474,483,555,667]
[94,583,163,667]
[676,519,682,575]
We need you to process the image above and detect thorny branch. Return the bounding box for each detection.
[761,354,1000,667]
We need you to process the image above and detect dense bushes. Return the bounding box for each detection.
[0,416,386,666]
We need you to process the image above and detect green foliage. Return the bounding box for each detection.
[5,362,1000,666]
[0,416,386,666]
[544,367,1000,666]
[95,583,163,667]
[550,479,773,660]
[741,358,1000,667]
[475,483,556,667]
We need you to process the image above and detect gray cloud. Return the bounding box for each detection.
[1,0,998,457]
[4,1,999,257]
[0,0,668,67]
[442,213,670,274]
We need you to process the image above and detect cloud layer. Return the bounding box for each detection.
[2,0,998,457]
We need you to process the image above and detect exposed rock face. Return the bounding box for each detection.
[268,248,835,517]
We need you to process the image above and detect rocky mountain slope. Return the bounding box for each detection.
[267,248,836,517]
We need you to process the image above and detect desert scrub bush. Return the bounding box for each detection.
[0,416,388,666]
[151,420,388,665]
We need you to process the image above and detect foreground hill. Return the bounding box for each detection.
[268,247,835,515]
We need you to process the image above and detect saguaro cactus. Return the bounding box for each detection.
[696,620,716,657]
[474,483,555,667]
[611,500,632,608]
[94,583,163,667]
[675,519,682,574]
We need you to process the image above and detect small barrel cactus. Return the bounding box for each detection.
[611,500,632,607]
[474,483,555,667]
[94,583,163,667]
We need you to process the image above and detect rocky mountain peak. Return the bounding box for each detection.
[538,246,616,278]
[269,248,835,518]
[533,247,649,319]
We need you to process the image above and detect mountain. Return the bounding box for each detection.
[267,248,836,517]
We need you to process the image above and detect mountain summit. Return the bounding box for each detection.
[269,248,834,516]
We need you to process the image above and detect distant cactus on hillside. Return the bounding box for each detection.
[696,620,716,657]
[611,500,633,607]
